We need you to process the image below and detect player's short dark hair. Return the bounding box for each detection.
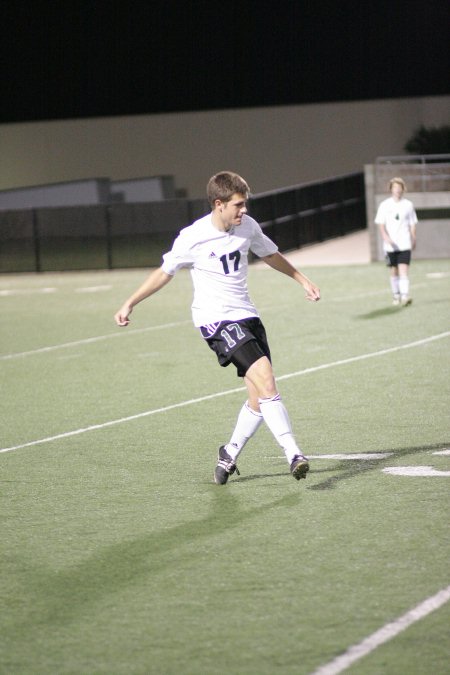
[207,171,250,207]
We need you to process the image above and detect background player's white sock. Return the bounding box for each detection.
[390,275,400,297]
[399,276,409,298]
[258,394,302,463]
[225,402,263,460]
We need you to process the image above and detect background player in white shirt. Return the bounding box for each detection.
[115,172,320,484]
[375,177,418,306]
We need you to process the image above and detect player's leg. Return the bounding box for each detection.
[398,261,412,305]
[223,378,264,462]
[389,261,400,305]
[210,319,308,481]
[214,350,265,485]
[244,356,309,479]
[206,323,266,483]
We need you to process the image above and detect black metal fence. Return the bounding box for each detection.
[251,171,365,254]
[0,172,365,272]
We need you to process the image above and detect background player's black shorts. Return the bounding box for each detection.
[386,250,411,267]
[200,317,271,377]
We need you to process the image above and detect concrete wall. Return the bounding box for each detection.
[0,176,177,209]
[1,95,449,199]
[0,178,110,210]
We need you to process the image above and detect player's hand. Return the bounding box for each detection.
[304,282,321,302]
[114,304,133,326]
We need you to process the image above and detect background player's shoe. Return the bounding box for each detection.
[401,296,412,306]
[392,294,401,306]
[290,454,310,480]
[214,446,240,484]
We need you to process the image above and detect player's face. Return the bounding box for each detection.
[390,182,404,200]
[217,193,248,230]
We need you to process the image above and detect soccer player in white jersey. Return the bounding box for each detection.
[114,172,321,484]
[375,177,418,306]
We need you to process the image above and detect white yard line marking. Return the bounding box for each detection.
[426,271,450,279]
[74,285,112,293]
[383,466,450,477]
[1,332,449,454]
[276,331,450,383]
[310,585,450,675]
[0,287,57,296]
[0,388,244,453]
[0,320,192,361]
[267,453,394,460]
[309,453,393,460]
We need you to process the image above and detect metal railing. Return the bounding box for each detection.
[375,155,450,193]
[249,172,366,254]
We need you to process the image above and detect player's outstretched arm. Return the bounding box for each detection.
[262,252,320,302]
[114,267,173,326]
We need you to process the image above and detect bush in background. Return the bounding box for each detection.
[404,125,450,154]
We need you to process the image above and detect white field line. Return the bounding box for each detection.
[74,285,112,293]
[276,331,450,384]
[0,320,192,361]
[310,584,450,675]
[308,453,394,460]
[266,453,394,460]
[383,466,450,477]
[0,287,57,296]
[1,331,449,455]
[0,388,244,454]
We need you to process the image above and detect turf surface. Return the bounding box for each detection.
[1,259,449,674]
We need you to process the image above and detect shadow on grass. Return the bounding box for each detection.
[355,306,403,320]
[8,444,447,637]
[7,488,301,636]
[230,471,289,483]
[199,470,289,485]
[308,442,449,491]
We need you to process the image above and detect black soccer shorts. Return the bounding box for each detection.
[386,249,412,267]
[200,317,272,377]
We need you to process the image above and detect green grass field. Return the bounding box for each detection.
[1,257,450,674]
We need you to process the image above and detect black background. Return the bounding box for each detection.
[1,0,449,124]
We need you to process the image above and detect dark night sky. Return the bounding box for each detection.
[1,0,449,124]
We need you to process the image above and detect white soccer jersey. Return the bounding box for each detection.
[375,197,418,252]
[161,213,278,326]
